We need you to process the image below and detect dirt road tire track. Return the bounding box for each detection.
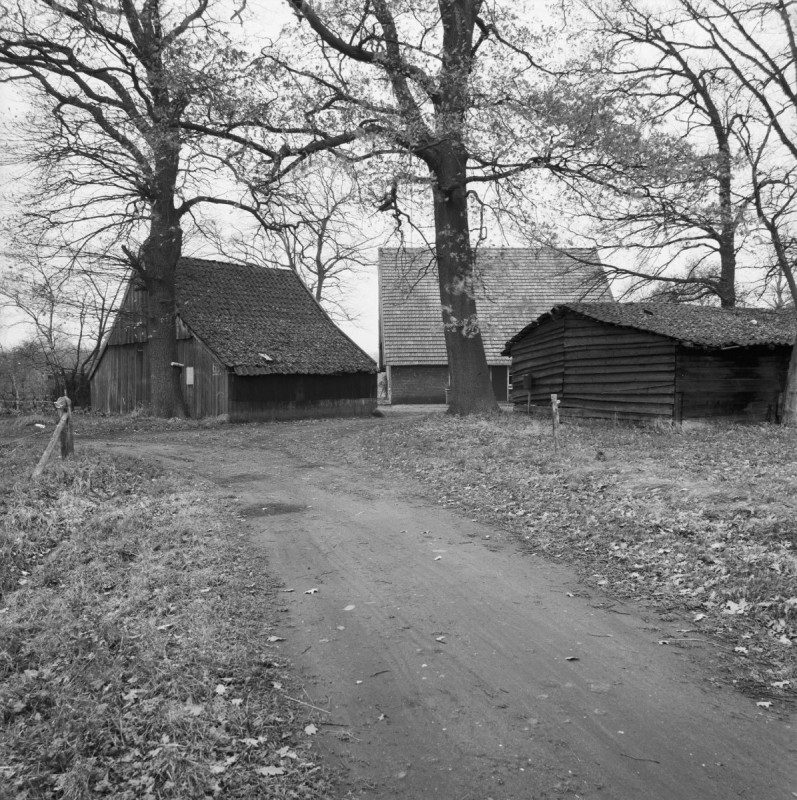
[95,422,796,799]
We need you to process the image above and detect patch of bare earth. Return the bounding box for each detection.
[358,414,797,703]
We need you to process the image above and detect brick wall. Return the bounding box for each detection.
[389,365,449,404]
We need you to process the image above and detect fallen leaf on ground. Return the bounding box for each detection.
[343,604,355,611]
[722,599,749,615]
[256,766,285,776]
[267,636,285,643]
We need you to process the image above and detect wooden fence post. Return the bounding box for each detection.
[32,396,73,479]
[551,393,561,455]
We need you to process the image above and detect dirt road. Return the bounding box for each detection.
[98,419,796,799]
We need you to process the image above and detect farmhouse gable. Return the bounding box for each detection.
[379,247,612,403]
[91,258,377,419]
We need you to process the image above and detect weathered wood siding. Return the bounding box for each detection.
[90,283,150,413]
[509,311,792,422]
[561,316,675,419]
[676,346,789,421]
[509,312,676,420]
[509,316,565,405]
[90,343,149,413]
[92,280,376,418]
[229,372,376,421]
[176,335,231,418]
[107,284,148,345]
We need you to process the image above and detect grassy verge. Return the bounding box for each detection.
[0,432,332,799]
[361,414,797,702]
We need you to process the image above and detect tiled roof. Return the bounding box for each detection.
[176,258,376,375]
[503,301,797,353]
[379,247,612,365]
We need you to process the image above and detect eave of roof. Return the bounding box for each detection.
[502,302,797,355]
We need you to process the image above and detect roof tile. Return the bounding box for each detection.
[379,248,612,365]
[176,258,376,375]
[504,302,797,353]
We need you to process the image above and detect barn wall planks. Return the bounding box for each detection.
[176,336,230,418]
[508,312,673,419]
[676,346,789,421]
[107,284,148,346]
[509,312,676,419]
[507,309,792,421]
[90,342,149,413]
[229,373,376,421]
[561,317,675,419]
[509,316,565,404]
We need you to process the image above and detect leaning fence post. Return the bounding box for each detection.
[551,393,561,455]
[57,396,74,459]
[32,396,73,478]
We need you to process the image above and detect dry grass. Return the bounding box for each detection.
[360,413,797,701]
[0,430,333,799]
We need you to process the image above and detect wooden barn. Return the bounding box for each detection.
[503,302,796,422]
[90,258,377,420]
[379,247,612,404]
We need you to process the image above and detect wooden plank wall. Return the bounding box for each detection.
[509,317,565,404]
[230,372,377,422]
[90,343,149,413]
[561,316,676,419]
[176,337,230,418]
[510,313,676,420]
[677,346,789,421]
[107,285,148,345]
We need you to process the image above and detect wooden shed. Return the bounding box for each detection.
[502,302,796,422]
[90,258,377,420]
[379,247,612,404]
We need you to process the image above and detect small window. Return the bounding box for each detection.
[186,366,195,386]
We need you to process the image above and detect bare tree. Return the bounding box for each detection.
[260,1,585,414]
[0,339,50,411]
[0,0,345,417]
[533,0,758,307]
[0,239,125,404]
[207,159,382,322]
[655,0,797,421]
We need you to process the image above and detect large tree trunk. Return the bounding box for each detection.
[140,197,187,419]
[431,146,498,416]
[782,319,797,426]
[716,140,737,308]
